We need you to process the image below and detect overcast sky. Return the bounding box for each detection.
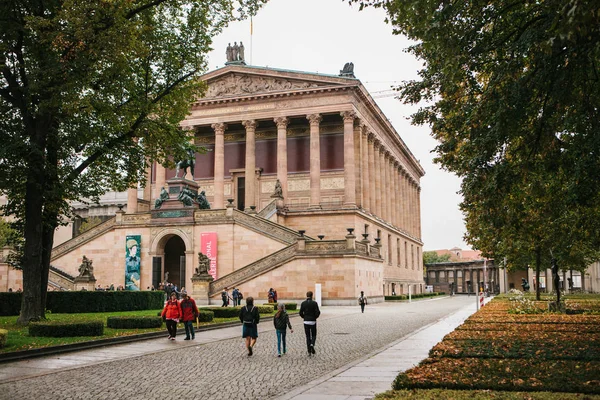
[205,0,469,250]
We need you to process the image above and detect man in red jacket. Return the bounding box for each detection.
[180,290,199,340]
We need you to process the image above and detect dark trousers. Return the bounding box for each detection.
[183,320,195,339]
[304,323,317,351]
[360,303,365,313]
[166,320,178,337]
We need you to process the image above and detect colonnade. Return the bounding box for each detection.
[132,111,421,239]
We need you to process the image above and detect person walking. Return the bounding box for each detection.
[299,291,320,356]
[273,303,293,357]
[239,296,260,356]
[232,287,240,306]
[222,287,230,307]
[161,292,182,340]
[180,290,198,340]
[358,291,367,313]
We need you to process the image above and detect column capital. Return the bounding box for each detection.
[211,122,227,133]
[340,110,356,123]
[306,113,322,125]
[367,132,376,143]
[242,120,258,130]
[274,117,289,129]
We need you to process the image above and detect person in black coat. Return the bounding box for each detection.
[299,291,320,356]
[239,296,260,356]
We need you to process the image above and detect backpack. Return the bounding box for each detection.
[243,306,255,324]
[359,296,366,305]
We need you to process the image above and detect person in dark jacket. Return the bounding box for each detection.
[180,291,199,340]
[161,292,182,340]
[273,303,293,357]
[239,296,260,356]
[299,291,320,356]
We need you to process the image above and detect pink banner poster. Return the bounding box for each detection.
[201,232,218,279]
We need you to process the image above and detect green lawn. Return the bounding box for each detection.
[0,308,280,354]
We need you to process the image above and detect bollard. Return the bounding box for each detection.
[479,291,484,308]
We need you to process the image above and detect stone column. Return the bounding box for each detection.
[184,128,196,181]
[401,170,408,232]
[307,114,322,209]
[143,162,152,202]
[274,117,289,202]
[417,185,422,239]
[126,185,138,214]
[341,111,356,208]
[212,122,227,209]
[385,153,393,223]
[368,134,376,214]
[393,162,399,227]
[373,141,382,218]
[379,147,386,219]
[155,163,166,204]
[411,179,416,236]
[243,120,257,212]
[361,126,370,212]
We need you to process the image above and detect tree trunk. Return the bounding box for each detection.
[17,173,46,325]
[535,247,541,301]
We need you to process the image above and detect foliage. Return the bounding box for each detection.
[0,0,266,325]
[348,0,600,277]
[376,389,600,400]
[389,295,600,395]
[197,310,214,322]
[423,251,451,264]
[271,302,298,311]
[106,316,162,329]
[0,329,6,348]
[77,216,103,234]
[29,321,105,337]
[385,292,443,301]
[0,291,165,315]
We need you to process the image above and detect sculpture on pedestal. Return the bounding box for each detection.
[197,190,211,209]
[78,256,95,278]
[154,187,169,209]
[194,252,211,277]
[174,148,196,179]
[272,179,283,198]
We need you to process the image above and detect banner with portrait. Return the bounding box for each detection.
[125,235,141,291]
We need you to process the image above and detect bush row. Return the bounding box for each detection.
[29,321,104,337]
[270,302,298,311]
[384,292,443,301]
[0,329,7,348]
[0,291,165,315]
[107,316,163,329]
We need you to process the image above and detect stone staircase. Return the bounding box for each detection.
[48,265,76,290]
[51,217,116,261]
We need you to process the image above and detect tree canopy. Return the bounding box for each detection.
[350,0,600,278]
[0,0,266,324]
[423,251,451,265]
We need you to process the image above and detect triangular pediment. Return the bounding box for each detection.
[201,66,355,100]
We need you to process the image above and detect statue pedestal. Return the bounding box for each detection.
[191,274,213,305]
[74,276,96,291]
[159,178,199,210]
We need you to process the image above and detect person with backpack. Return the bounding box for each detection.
[358,291,368,313]
[232,287,239,306]
[239,296,260,356]
[180,290,199,340]
[299,290,320,356]
[273,303,293,357]
[221,287,230,307]
[161,292,182,341]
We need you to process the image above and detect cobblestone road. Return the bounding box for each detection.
[0,296,472,400]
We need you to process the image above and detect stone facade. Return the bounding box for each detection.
[1,64,426,303]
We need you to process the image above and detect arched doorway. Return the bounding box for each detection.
[164,235,186,289]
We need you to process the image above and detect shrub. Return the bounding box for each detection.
[198,310,214,322]
[0,329,7,348]
[0,292,22,316]
[273,302,297,310]
[107,316,163,329]
[29,321,104,337]
[46,291,165,313]
[257,305,275,314]
[205,306,241,318]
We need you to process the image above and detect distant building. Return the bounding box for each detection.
[431,247,482,262]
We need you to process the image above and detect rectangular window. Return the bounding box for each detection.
[404,241,408,268]
[411,244,415,269]
[457,270,463,278]
[416,247,421,270]
[397,238,401,267]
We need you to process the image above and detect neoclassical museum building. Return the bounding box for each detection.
[0,60,425,304]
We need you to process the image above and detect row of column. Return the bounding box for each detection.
[143,112,420,238]
[359,127,421,238]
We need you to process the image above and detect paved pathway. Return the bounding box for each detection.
[0,296,476,400]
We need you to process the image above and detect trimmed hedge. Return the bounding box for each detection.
[107,316,163,329]
[385,292,444,301]
[256,305,275,314]
[271,303,298,311]
[0,293,22,316]
[29,321,104,337]
[0,291,165,315]
[198,310,214,322]
[0,329,7,348]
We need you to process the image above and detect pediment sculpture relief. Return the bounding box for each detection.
[205,74,321,98]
